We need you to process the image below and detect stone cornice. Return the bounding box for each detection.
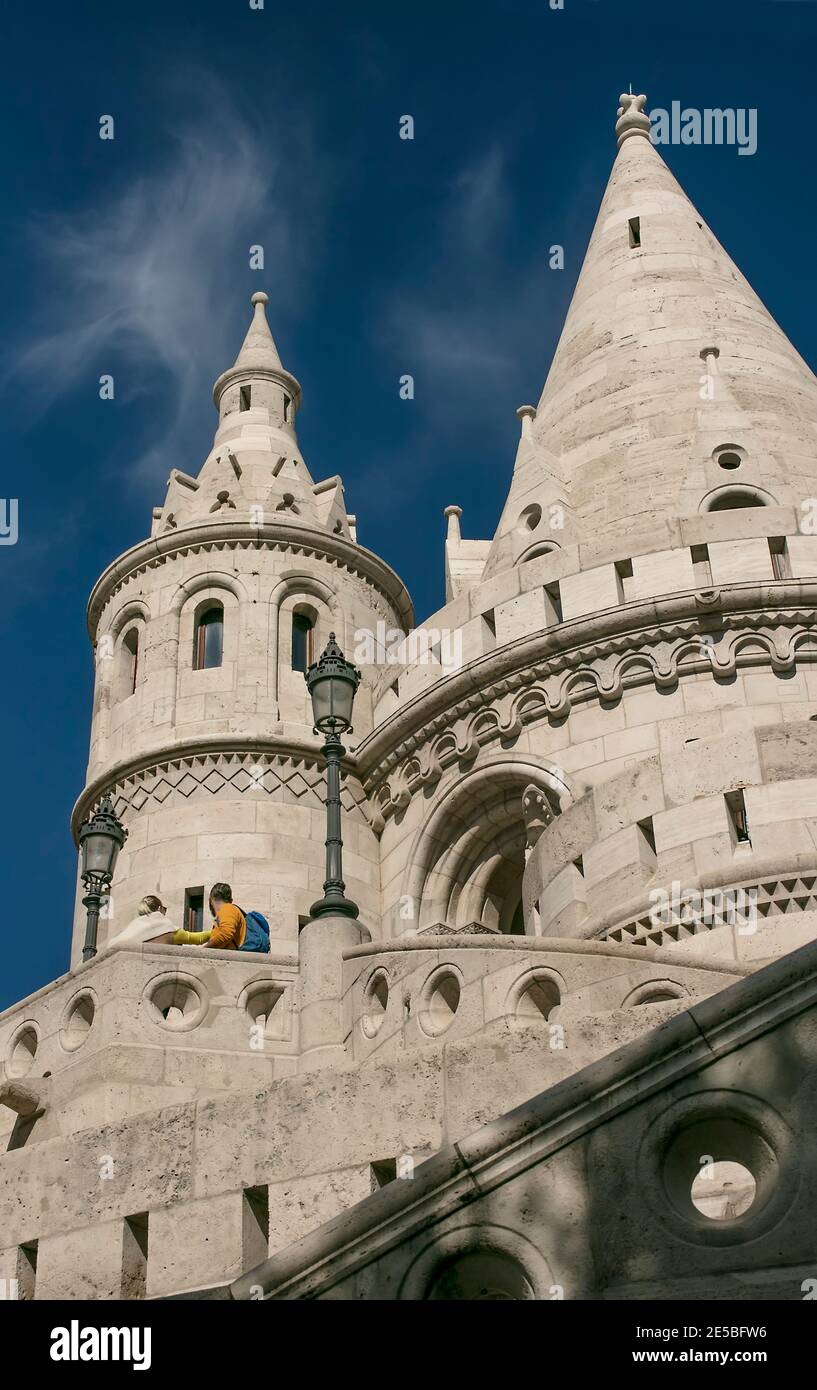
[357,580,817,800]
[85,521,415,638]
[343,934,753,976]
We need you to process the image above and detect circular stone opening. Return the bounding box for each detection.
[61,993,95,1052]
[8,1025,38,1079]
[690,1160,757,1220]
[361,970,389,1039]
[515,975,560,1022]
[243,984,285,1041]
[517,504,542,534]
[717,451,742,471]
[420,970,461,1036]
[426,1250,534,1301]
[146,976,205,1031]
[663,1116,772,1226]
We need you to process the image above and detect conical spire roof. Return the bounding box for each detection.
[482,92,817,578]
[231,291,284,372]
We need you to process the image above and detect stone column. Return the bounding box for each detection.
[297,914,369,1073]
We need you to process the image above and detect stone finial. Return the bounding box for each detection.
[517,404,537,437]
[231,290,284,372]
[615,92,651,148]
[522,784,554,851]
[444,505,463,542]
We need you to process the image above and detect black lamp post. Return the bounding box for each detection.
[304,633,361,919]
[78,795,128,961]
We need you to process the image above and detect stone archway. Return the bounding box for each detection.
[403,757,572,934]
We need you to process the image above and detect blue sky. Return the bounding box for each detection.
[2,0,816,1009]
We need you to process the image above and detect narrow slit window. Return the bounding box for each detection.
[291,612,315,673]
[637,817,658,870]
[769,537,791,580]
[691,544,713,587]
[628,216,641,248]
[17,1242,37,1301]
[615,558,634,603]
[240,385,252,412]
[283,393,290,422]
[123,627,139,697]
[194,605,224,671]
[243,1186,269,1267]
[544,582,563,625]
[726,790,751,846]
[121,1214,148,1300]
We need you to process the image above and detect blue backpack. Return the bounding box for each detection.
[238,909,271,954]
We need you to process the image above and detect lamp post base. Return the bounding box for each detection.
[309,893,359,920]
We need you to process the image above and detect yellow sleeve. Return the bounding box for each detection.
[172,928,212,945]
[208,905,242,949]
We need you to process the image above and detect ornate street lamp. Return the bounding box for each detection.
[304,633,361,919]
[77,795,128,961]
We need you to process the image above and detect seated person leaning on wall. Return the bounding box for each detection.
[106,895,212,949]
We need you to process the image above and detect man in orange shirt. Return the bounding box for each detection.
[205,883,247,950]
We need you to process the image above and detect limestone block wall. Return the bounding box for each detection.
[70,751,379,966]
[525,718,817,964]
[0,946,746,1301]
[370,646,817,941]
[250,940,817,1302]
[87,534,406,778]
[71,526,411,963]
[371,508,817,722]
[343,937,743,1066]
[0,943,299,1144]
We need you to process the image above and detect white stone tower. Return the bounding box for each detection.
[3,94,817,1303]
[73,290,412,964]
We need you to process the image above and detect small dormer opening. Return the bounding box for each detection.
[628,216,641,248]
[240,385,252,412]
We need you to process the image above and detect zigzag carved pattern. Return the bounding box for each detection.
[110,752,367,820]
[602,875,817,950]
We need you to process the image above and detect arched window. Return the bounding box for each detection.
[194,605,224,671]
[121,627,139,697]
[291,612,315,673]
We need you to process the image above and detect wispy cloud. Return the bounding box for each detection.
[8,68,330,485]
[379,143,564,429]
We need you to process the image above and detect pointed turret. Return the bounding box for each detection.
[212,290,301,420]
[231,289,285,372]
[152,292,355,540]
[481,91,817,580]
